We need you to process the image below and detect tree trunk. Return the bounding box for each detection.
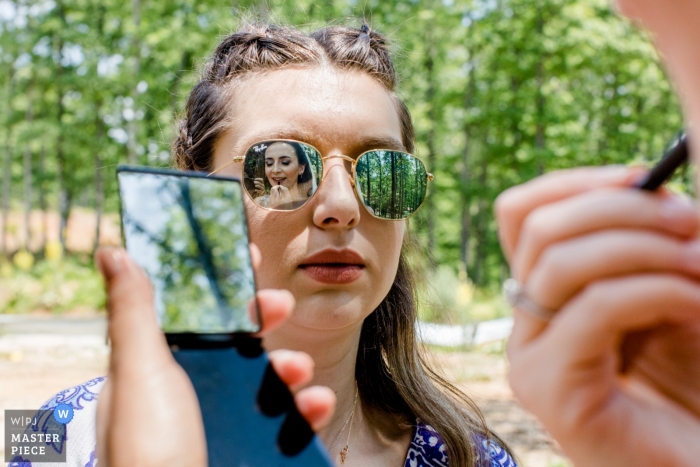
[2,128,11,255]
[23,98,33,251]
[55,0,70,253]
[460,30,477,276]
[94,101,105,254]
[534,8,546,175]
[472,152,489,286]
[93,7,106,254]
[38,143,47,251]
[127,0,141,164]
[2,75,13,255]
[424,21,438,270]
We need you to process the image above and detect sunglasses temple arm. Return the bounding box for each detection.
[207,159,237,177]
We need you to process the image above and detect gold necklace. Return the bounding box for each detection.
[328,384,358,465]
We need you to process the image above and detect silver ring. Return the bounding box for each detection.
[503,279,556,322]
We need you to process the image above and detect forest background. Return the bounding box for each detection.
[0,0,689,322]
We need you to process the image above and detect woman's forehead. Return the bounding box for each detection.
[225,66,403,154]
[266,141,296,156]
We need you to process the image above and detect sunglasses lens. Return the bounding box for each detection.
[242,141,323,211]
[356,151,428,219]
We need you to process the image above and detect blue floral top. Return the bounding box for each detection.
[9,377,516,467]
[406,422,516,467]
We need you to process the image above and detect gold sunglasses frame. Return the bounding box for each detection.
[208,139,434,221]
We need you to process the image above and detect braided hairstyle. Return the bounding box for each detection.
[173,22,513,467]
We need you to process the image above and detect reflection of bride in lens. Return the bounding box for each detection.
[253,141,315,209]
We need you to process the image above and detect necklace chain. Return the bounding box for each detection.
[327,383,359,465]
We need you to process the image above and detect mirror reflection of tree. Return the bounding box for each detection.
[125,175,255,333]
[159,178,255,332]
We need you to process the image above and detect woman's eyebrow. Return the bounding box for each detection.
[245,129,318,145]
[355,136,406,152]
[240,131,406,153]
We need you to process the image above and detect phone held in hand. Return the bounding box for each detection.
[117,166,333,467]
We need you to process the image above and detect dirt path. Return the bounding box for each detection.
[430,349,572,467]
[0,333,571,466]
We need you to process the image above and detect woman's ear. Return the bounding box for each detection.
[298,165,306,177]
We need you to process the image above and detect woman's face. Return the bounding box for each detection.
[212,66,405,331]
[264,142,304,190]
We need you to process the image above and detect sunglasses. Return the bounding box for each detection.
[208,139,434,220]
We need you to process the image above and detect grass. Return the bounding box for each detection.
[0,253,105,315]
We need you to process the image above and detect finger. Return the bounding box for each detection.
[529,232,700,310]
[512,190,698,281]
[542,274,700,353]
[511,232,700,346]
[509,274,700,426]
[96,247,171,368]
[553,273,700,386]
[495,166,646,260]
[295,386,336,431]
[250,288,295,336]
[269,349,314,391]
[250,243,261,269]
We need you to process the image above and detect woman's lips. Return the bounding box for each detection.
[300,265,364,284]
[299,249,365,284]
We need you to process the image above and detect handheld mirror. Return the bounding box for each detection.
[117,166,260,334]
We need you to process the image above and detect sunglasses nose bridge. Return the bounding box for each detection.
[321,153,356,184]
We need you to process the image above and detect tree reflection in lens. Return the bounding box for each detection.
[356,151,427,219]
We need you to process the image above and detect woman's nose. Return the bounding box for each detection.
[312,161,360,230]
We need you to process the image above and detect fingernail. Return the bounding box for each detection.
[628,170,650,187]
[271,349,297,364]
[599,165,633,182]
[660,197,697,224]
[99,248,127,280]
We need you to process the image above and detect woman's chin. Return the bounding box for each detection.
[287,294,373,331]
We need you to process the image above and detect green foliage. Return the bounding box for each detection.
[0,0,686,314]
[417,265,511,324]
[0,255,105,314]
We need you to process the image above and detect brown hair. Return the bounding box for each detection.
[174,22,513,467]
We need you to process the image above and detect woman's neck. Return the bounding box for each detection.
[263,321,414,466]
[263,320,362,446]
[263,319,361,389]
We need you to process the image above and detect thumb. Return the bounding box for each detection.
[96,247,171,371]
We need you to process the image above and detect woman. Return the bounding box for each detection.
[247,141,316,209]
[31,23,515,467]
